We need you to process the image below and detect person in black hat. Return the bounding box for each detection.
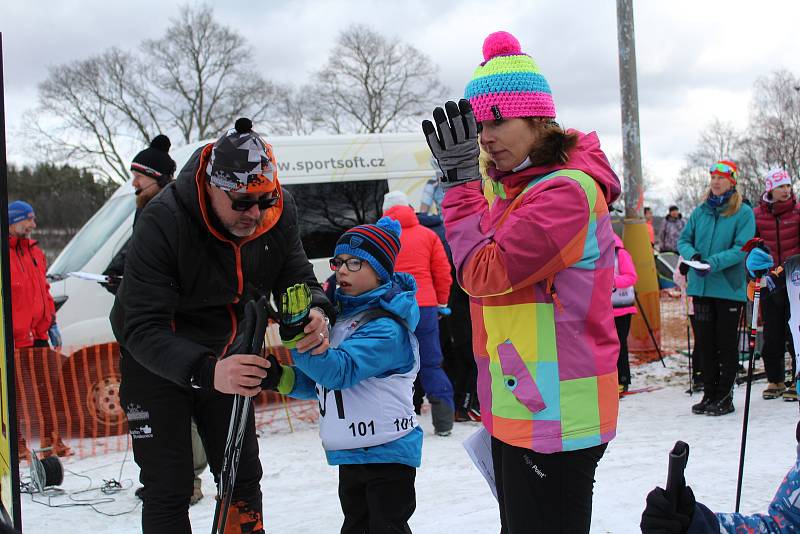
[102,135,176,294]
[110,119,334,533]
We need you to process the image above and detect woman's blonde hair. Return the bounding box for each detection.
[706,188,742,217]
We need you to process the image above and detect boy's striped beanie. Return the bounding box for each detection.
[334,217,401,282]
[464,31,556,122]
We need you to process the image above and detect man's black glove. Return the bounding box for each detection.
[422,99,482,189]
[260,354,284,391]
[640,486,696,534]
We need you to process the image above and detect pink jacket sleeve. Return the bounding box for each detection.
[615,248,638,289]
[429,234,452,305]
[442,178,591,297]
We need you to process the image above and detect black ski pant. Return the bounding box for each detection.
[440,289,478,411]
[491,437,607,534]
[614,314,632,386]
[692,297,743,401]
[338,463,416,534]
[120,352,263,534]
[761,291,793,384]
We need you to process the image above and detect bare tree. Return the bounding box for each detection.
[27,4,289,182]
[308,24,448,134]
[142,4,289,143]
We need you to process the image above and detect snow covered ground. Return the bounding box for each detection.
[19,354,799,533]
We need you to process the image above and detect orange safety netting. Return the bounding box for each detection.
[14,344,318,463]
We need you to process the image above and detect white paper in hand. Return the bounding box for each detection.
[462,426,497,501]
[67,271,111,283]
[682,260,710,271]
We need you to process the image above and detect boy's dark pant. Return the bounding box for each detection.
[120,353,264,534]
[692,297,743,400]
[338,463,416,534]
[614,314,632,386]
[761,291,793,384]
[491,437,607,534]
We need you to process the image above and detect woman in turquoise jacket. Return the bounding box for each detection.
[678,160,755,416]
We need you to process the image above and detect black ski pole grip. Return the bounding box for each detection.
[666,440,690,512]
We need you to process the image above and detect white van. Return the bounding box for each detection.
[48,133,434,351]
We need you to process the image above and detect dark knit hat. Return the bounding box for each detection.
[205,118,278,194]
[334,217,401,282]
[130,135,176,186]
[8,201,34,225]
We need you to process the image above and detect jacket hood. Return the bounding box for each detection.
[384,205,419,229]
[335,272,420,330]
[489,130,621,206]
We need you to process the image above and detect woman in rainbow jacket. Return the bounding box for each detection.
[422,31,621,533]
[678,161,755,417]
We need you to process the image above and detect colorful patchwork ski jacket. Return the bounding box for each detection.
[441,131,621,453]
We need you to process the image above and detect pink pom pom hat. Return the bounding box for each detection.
[464,31,556,123]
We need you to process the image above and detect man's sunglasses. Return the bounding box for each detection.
[329,258,365,272]
[225,191,280,211]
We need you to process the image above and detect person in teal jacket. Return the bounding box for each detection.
[678,160,755,416]
[269,217,423,534]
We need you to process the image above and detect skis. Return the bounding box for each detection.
[211,297,269,534]
[620,385,663,397]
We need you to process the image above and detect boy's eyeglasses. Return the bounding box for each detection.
[225,191,280,212]
[329,258,365,272]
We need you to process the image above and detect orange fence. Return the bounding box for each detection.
[14,344,318,462]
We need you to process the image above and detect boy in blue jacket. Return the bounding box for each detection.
[267,216,422,534]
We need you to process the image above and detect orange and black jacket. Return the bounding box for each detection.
[110,146,334,387]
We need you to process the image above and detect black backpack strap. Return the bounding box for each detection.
[354,308,411,332]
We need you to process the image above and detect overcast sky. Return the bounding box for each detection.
[2,0,800,207]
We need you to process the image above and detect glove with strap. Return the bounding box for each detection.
[279,284,313,349]
[422,99,482,189]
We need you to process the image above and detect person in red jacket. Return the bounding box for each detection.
[8,201,58,350]
[383,191,455,436]
[753,168,800,401]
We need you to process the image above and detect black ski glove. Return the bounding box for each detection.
[260,354,284,391]
[226,297,269,357]
[422,99,482,189]
[640,485,696,534]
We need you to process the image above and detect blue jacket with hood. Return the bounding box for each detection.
[285,272,423,467]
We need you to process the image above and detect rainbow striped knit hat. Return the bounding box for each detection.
[464,31,555,123]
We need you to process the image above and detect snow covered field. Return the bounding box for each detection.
[19,354,799,533]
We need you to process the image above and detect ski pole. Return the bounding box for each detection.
[634,292,666,368]
[685,291,693,396]
[212,297,269,534]
[666,440,690,512]
[736,237,768,513]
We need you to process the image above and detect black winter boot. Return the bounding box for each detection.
[706,392,734,416]
[691,395,714,414]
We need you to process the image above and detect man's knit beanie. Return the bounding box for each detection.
[464,31,556,123]
[8,201,34,225]
[206,118,278,194]
[130,135,176,187]
[334,217,402,282]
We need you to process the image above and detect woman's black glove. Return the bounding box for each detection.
[640,485,696,534]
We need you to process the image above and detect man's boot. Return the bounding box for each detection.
[691,395,714,415]
[707,392,734,416]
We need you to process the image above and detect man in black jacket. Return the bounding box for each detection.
[111,119,334,533]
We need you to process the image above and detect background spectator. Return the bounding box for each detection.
[678,160,755,417]
[612,233,638,395]
[660,205,685,253]
[383,190,455,436]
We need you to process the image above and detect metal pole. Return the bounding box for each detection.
[616,0,644,219]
